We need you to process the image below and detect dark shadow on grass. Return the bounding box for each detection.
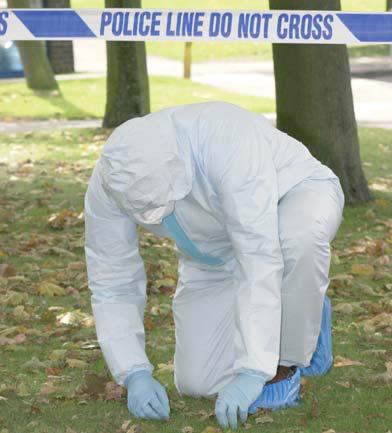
[32,88,93,120]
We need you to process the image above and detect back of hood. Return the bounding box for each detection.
[99,107,193,215]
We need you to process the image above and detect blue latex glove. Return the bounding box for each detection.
[215,373,266,430]
[124,370,170,420]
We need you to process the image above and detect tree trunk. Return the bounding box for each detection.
[8,0,58,91]
[103,0,150,128]
[387,0,392,11]
[269,0,372,204]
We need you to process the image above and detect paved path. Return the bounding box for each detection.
[1,39,391,131]
[0,119,101,134]
[73,42,392,129]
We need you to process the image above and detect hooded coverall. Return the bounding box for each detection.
[84,101,344,396]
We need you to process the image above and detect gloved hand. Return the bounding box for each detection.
[124,370,170,420]
[215,373,266,430]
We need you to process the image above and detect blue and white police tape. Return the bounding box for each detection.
[0,9,391,44]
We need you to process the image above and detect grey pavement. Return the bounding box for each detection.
[63,40,392,129]
[0,119,101,134]
[1,39,391,131]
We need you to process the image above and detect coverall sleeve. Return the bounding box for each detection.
[84,162,153,386]
[205,104,284,380]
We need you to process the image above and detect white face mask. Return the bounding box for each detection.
[132,201,174,225]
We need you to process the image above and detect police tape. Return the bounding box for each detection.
[0,9,391,44]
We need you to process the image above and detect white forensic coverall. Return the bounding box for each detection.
[84,101,344,396]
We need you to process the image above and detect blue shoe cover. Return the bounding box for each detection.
[248,367,301,413]
[300,295,333,377]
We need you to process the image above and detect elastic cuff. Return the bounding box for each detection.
[237,369,269,384]
[116,363,154,387]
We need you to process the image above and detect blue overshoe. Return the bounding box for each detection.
[248,367,301,413]
[300,295,333,377]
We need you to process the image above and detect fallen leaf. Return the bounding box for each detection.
[66,358,88,369]
[120,420,132,432]
[40,382,57,396]
[45,367,61,376]
[126,424,143,433]
[0,263,17,277]
[37,281,65,297]
[311,396,320,418]
[157,360,174,373]
[361,312,392,333]
[48,349,67,361]
[334,356,364,367]
[255,414,274,424]
[373,362,392,384]
[48,209,75,229]
[3,291,28,306]
[198,411,215,421]
[83,373,106,397]
[30,405,41,414]
[23,356,48,372]
[105,381,125,401]
[201,427,222,433]
[350,264,374,277]
[56,310,94,328]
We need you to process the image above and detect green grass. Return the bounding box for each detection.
[0,76,274,121]
[0,123,391,433]
[71,0,388,62]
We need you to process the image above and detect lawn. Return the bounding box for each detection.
[0,76,275,121]
[0,123,391,433]
[69,0,389,62]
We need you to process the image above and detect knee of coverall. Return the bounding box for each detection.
[174,367,213,397]
[280,218,331,292]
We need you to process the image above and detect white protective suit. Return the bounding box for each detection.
[85,101,344,396]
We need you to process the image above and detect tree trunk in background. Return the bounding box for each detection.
[8,0,58,91]
[269,0,372,204]
[387,0,392,11]
[103,0,150,128]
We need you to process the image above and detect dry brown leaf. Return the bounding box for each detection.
[0,263,17,277]
[334,356,364,367]
[3,291,28,306]
[126,424,143,433]
[373,362,392,384]
[201,427,222,433]
[40,382,57,396]
[255,414,274,424]
[37,281,65,297]
[56,310,94,328]
[105,381,125,401]
[311,396,320,418]
[48,349,67,361]
[120,420,132,432]
[83,373,106,397]
[361,312,392,333]
[48,209,76,229]
[351,263,375,276]
[157,360,174,373]
[66,358,88,369]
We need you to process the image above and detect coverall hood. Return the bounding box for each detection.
[100,109,193,215]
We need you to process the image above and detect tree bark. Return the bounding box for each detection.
[103,0,150,128]
[8,0,58,91]
[269,0,372,204]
